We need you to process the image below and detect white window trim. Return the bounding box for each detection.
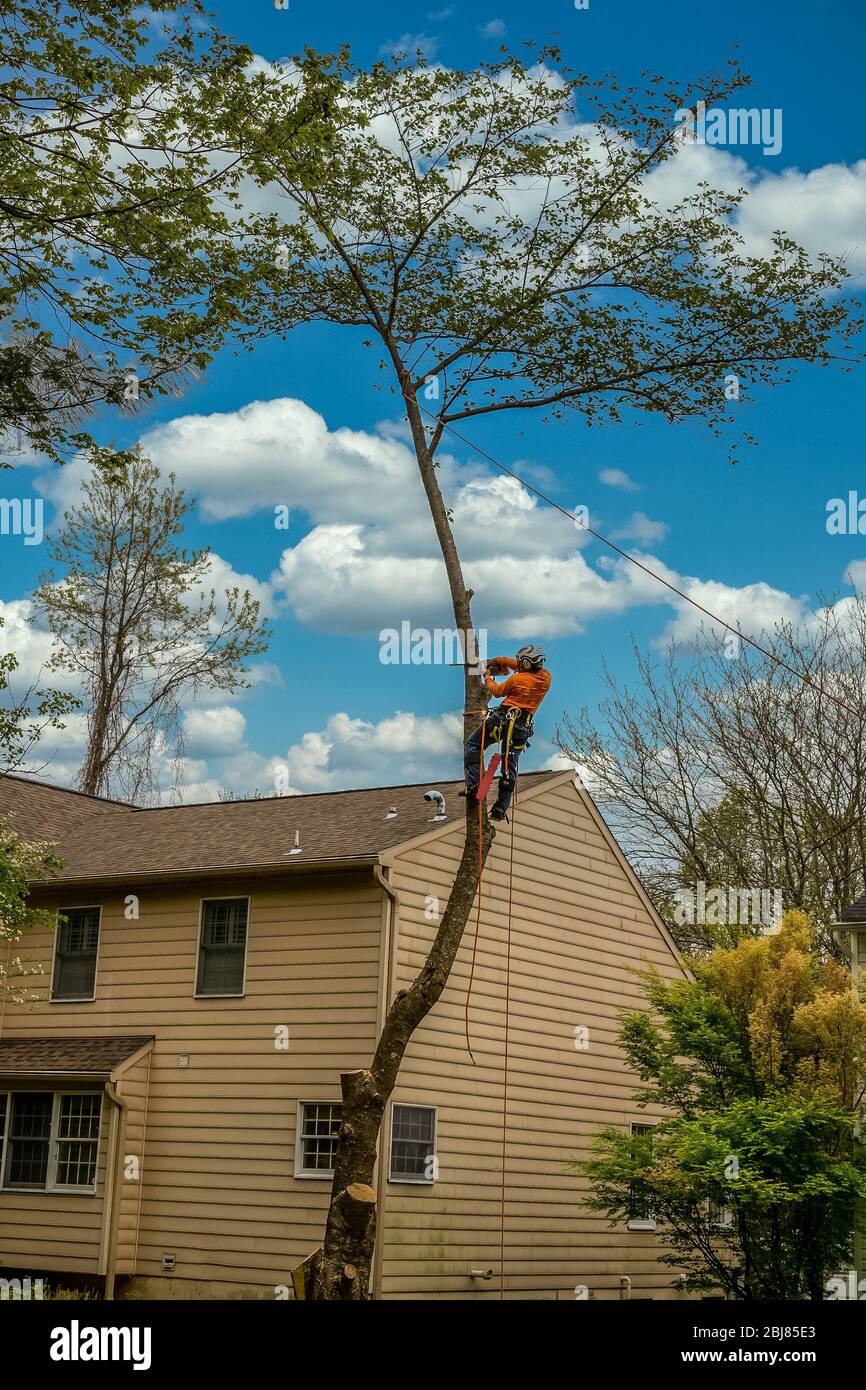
[0,1089,102,1196]
[626,1121,656,1232]
[50,904,102,1003]
[388,1102,438,1185]
[193,895,250,999]
[294,1099,342,1180]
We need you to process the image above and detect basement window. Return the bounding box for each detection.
[51,906,101,1002]
[0,1092,101,1193]
[389,1104,437,1184]
[195,898,249,997]
[295,1102,342,1178]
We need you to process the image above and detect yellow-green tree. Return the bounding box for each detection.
[579,912,866,1299]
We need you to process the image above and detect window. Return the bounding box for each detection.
[708,1194,733,1229]
[52,906,100,1001]
[389,1104,437,1183]
[295,1102,342,1177]
[196,898,248,996]
[0,1092,100,1193]
[627,1122,656,1230]
[54,1094,101,1188]
[6,1094,52,1187]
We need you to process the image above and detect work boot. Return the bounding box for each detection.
[490,804,508,822]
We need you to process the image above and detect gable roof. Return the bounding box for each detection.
[0,770,562,885]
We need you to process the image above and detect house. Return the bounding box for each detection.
[0,768,689,1300]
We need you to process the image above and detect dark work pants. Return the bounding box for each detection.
[464,705,532,813]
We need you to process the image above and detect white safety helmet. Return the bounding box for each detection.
[516,644,546,669]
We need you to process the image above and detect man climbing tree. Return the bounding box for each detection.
[464,646,551,822]
[234,45,859,1297]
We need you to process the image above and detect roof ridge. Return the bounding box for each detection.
[129,769,557,811]
[1,768,568,883]
[0,771,134,809]
[0,767,560,817]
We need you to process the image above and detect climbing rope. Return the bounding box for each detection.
[459,707,518,1299]
[499,782,516,1300]
[463,715,486,1066]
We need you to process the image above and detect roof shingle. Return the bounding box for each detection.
[0,1035,154,1076]
[0,770,562,884]
[837,893,866,925]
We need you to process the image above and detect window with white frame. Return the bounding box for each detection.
[627,1122,656,1229]
[0,1092,101,1192]
[52,906,100,1001]
[196,898,248,996]
[296,1102,342,1176]
[389,1103,436,1183]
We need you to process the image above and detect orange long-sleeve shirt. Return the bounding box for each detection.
[485,657,551,714]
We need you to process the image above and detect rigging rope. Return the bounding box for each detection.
[459,711,518,1298]
[499,783,516,1300]
[463,716,486,1066]
[416,402,863,722]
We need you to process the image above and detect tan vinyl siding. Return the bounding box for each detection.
[114,1049,152,1275]
[0,871,382,1289]
[1,775,689,1299]
[379,778,687,1300]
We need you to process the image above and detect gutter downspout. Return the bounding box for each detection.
[103,1080,127,1300]
[371,863,400,1300]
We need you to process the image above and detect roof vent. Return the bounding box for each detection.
[424,789,447,821]
[384,806,399,819]
[288,830,302,855]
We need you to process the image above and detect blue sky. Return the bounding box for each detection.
[3,0,866,801]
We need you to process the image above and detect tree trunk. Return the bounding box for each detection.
[310,790,494,1297]
[80,696,111,796]
[309,369,495,1298]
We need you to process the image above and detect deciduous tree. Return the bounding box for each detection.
[0,0,334,459]
[32,449,269,802]
[578,911,866,1299]
[560,601,866,953]
[237,45,859,1297]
